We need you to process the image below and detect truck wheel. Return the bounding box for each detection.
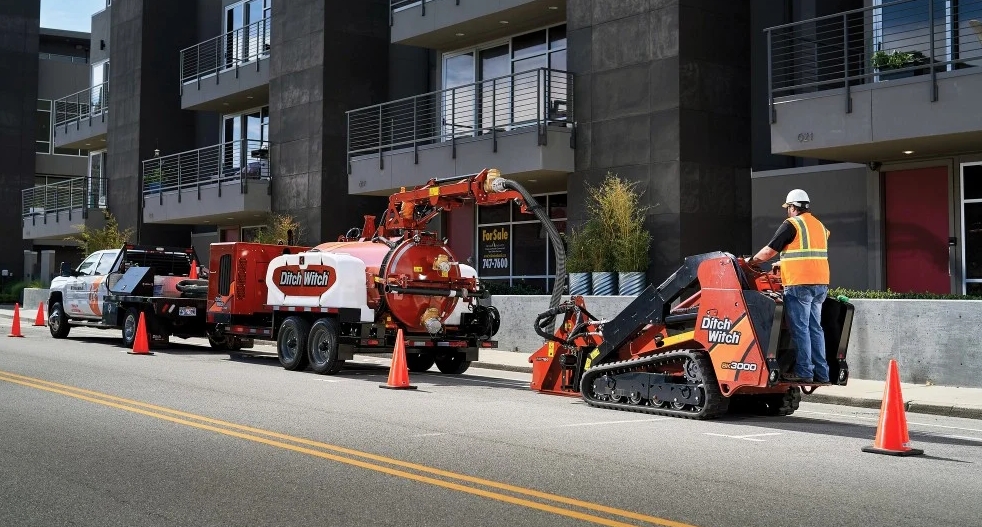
[208,335,230,350]
[307,318,344,374]
[122,308,142,347]
[277,316,310,371]
[435,353,471,374]
[406,352,435,372]
[48,302,70,339]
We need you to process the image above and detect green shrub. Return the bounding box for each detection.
[830,287,982,300]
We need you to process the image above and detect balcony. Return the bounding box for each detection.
[22,177,108,242]
[142,139,272,225]
[180,17,271,112]
[347,68,574,195]
[766,0,982,163]
[390,0,566,49]
[52,82,109,150]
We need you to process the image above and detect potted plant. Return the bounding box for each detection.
[615,217,651,296]
[563,229,593,296]
[145,166,162,193]
[871,49,928,81]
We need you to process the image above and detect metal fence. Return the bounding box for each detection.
[22,177,107,220]
[766,0,982,112]
[39,52,88,64]
[180,16,271,86]
[347,68,573,168]
[53,82,109,131]
[391,0,424,12]
[142,139,271,199]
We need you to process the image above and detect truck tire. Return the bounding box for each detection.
[277,316,310,371]
[406,352,435,372]
[435,353,471,374]
[48,302,70,339]
[307,318,344,374]
[122,307,142,348]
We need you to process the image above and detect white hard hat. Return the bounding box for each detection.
[782,189,810,208]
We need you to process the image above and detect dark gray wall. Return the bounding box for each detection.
[37,58,88,99]
[90,7,110,64]
[38,30,89,57]
[1,0,41,280]
[567,0,752,282]
[194,0,223,148]
[268,0,389,244]
[107,0,198,247]
[751,164,871,290]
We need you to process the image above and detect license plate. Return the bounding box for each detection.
[179,306,197,316]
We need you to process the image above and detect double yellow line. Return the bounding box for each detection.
[0,369,698,527]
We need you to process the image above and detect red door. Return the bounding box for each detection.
[884,167,950,294]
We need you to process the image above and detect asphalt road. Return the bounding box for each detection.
[1,324,980,527]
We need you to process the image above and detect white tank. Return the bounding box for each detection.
[265,250,374,322]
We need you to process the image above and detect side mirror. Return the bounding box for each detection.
[59,262,71,277]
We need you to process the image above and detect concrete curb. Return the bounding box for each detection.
[804,393,982,420]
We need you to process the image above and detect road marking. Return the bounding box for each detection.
[704,432,782,442]
[550,418,672,428]
[0,370,698,527]
[414,433,446,437]
[315,379,343,383]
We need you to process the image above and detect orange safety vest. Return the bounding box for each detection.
[779,212,830,286]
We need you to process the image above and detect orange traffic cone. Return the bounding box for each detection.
[379,328,416,390]
[33,302,45,326]
[189,259,198,279]
[127,312,154,355]
[862,359,923,456]
[8,303,24,337]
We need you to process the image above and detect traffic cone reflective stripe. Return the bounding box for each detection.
[380,328,416,390]
[8,303,24,337]
[34,302,45,327]
[127,312,154,355]
[862,359,923,456]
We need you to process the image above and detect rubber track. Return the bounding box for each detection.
[579,349,730,420]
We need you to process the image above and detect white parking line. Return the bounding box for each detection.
[705,432,783,442]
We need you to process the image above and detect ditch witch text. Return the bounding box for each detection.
[279,270,332,287]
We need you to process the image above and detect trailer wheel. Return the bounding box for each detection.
[406,352,435,373]
[48,302,70,339]
[435,353,471,374]
[122,308,142,347]
[277,316,310,371]
[308,318,344,374]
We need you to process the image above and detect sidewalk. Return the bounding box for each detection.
[3,305,980,419]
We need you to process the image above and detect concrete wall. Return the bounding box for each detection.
[488,294,638,353]
[1,0,41,280]
[751,163,874,290]
[37,58,88,100]
[90,7,110,65]
[567,1,753,283]
[36,154,88,178]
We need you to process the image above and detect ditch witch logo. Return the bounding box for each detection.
[279,269,332,287]
[701,311,742,345]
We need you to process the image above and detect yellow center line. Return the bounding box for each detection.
[0,370,699,527]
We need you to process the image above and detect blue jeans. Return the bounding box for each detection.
[783,284,830,381]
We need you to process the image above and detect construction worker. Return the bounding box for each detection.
[747,189,831,383]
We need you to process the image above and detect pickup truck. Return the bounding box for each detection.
[47,244,210,348]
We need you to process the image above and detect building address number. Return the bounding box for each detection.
[797,132,814,142]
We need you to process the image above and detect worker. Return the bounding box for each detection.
[746,189,831,384]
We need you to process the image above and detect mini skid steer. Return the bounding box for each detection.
[529,252,854,419]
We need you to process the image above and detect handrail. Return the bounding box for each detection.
[180,16,271,85]
[764,0,982,116]
[53,81,109,130]
[346,68,573,166]
[141,139,271,197]
[22,177,107,218]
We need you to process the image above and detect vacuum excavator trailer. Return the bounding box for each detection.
[528,252,854,419]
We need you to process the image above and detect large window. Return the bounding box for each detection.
[222,106,269,179]
[475,193,567,294]
[442,24,567,139]
[961,163,982,294]
[873,0,982,70]
[225,0,271,68]
[37,99,88,156]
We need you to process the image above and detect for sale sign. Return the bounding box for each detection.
[477,226,510,277]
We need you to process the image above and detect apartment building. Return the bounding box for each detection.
[17,0,979,295]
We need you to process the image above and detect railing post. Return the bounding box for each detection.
[177,152,182,203]
[378,105,384,170]
[158,158,163,205]
[492,77,497,153]
[180,52,184,96]
[451,87,456,159]
[196,45,201,89]
[346,113,352,175]
[767,29,776,123]
[413,96,419,164]
[928,0,938,102]
[536,70,543,145]
[568,72,576,149]
[843,13,852,114]
[54,187,58,223]
[197,149,202,200]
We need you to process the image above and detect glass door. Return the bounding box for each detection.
[225,0,269,68]
[478,45,509,135]
[91,60,109,115]
[88,151,106,209]
[873,0,951,70]
[961,163,982,294]
[442,52,475,140]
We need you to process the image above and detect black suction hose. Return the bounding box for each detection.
[499,179,566,335]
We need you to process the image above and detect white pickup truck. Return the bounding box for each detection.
[47,244,210,348]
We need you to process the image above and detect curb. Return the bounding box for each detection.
[804,393,982,420]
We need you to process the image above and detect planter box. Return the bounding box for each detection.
[486,296,982,388]
[22,288,50,312]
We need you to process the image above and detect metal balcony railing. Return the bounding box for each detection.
[142,139,271,200]
[22,177,107,220]
[53,82,109,132]
[180,16,271,87]
[39,52,88,64]
[391,0,425,12]
[346,68,573,169]
[765,0,982,119]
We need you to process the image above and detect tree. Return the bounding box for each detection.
[251,213,305,245]
[69,211,134,254]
